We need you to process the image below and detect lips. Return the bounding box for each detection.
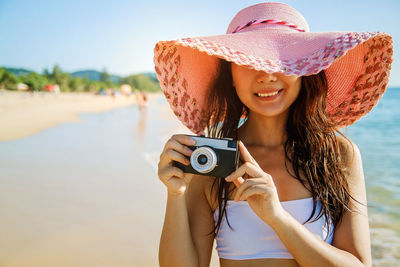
[254,88,283,101]
[255,88,283,94]
[254,89,283,96]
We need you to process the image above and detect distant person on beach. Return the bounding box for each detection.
[155,2,393,267]
[141,91,148,106]
[135,90,149,111]
[120,84,132,97]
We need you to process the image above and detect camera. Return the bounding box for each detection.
[173,134,240,177]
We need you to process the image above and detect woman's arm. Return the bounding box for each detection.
[159,192,198,267]
[269,139,371,267]
[159,174,215,267]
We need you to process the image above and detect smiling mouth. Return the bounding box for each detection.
[254,89,283,97]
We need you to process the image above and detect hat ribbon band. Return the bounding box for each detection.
[232,19,306,33]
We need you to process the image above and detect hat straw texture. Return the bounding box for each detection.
[153,2,393,134]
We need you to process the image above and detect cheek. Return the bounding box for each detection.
[288,77,302,98]
[231,66,253,88]
[234,85,246,102]
[232,75,249,98]
[233,85,252,109]
[294,80,302,94]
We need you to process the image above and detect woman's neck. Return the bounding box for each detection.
[238,111,288,149]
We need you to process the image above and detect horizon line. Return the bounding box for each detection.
[2,65,400,88]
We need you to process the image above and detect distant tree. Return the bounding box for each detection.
[1,65,161,93]
[42,68,51,79]
[81,76,92,92]
[68,76,85,92]
[120,74,161,92]
[100,67,111,86]
[19,72,47,91]
[0,68,19,89]
[45,65,71,91]
[51,65,62,82]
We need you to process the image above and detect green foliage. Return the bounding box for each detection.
[19,72,48,90]
[68,76,85,92]
[100,67,112,87]
[121,74,161,92]
[0,68,19,89]
[0,65,161,93]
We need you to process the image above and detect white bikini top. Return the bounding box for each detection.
[213,197,334,260]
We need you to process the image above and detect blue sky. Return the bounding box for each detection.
[1,0,399,86]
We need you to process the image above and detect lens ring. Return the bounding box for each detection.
[190,146,217,174]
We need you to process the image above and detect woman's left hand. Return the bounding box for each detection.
[225,141,285,226]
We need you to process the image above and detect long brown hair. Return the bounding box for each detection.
[204,58,361,237]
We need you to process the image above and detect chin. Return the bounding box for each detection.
[248,101,290,117]
[250,107,285,118]
[258,110,286,118]
[240,96,291,117]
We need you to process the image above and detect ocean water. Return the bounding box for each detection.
[157,89,400,265]
[345,88,400,265]
[0,89,399,266]
[158,89,400,265]
[0,98,191,267]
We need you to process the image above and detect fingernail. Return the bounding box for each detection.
[225,176,231,181]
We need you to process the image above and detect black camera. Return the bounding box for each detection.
[173,134,240,177]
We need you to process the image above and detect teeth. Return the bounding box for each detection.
[257,90,280,97]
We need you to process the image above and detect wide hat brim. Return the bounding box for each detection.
[153,27,393,135]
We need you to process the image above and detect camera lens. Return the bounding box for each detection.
[190,146,218,174]
[197,154,208,165]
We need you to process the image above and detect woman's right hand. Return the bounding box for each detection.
[158,134,196,196]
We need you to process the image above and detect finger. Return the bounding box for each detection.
[170,135,196,152]
[232,177,245,188]
[234,179,264,201]
[239,185,266,201]
[158,166,185,183]
[238,141,260,168]
[164,149,191,166]
[161,135,196,159]
[173,134,197,147]
[225,162,262,181]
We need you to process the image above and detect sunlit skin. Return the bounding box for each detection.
[215,63,370,267]
[231,63,302,149]
[231,64,302,119]
[158,62,371,267]
[214,63,305,267]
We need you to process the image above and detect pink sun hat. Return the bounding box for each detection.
[153,2,394,135]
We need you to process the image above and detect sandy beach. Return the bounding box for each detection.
[0,93,220,267]
[0,90,162,142]
[0,89,398,266]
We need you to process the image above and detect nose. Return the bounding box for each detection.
[256,71,278,83]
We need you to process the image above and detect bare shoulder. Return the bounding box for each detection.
[187,174,217,202]
[184,174,218,266]
[336,135,364,180]
[332,137,371,265]
[187,174,219,211]
[336,135,365,193]
[336,135,360,165]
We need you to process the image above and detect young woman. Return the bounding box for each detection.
[154,2,393,267]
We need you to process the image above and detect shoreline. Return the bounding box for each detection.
[0,90,163,142]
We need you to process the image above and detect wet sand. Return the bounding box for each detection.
[0,90,161,142]
[0,91,398,266]
[0,95,219,267]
